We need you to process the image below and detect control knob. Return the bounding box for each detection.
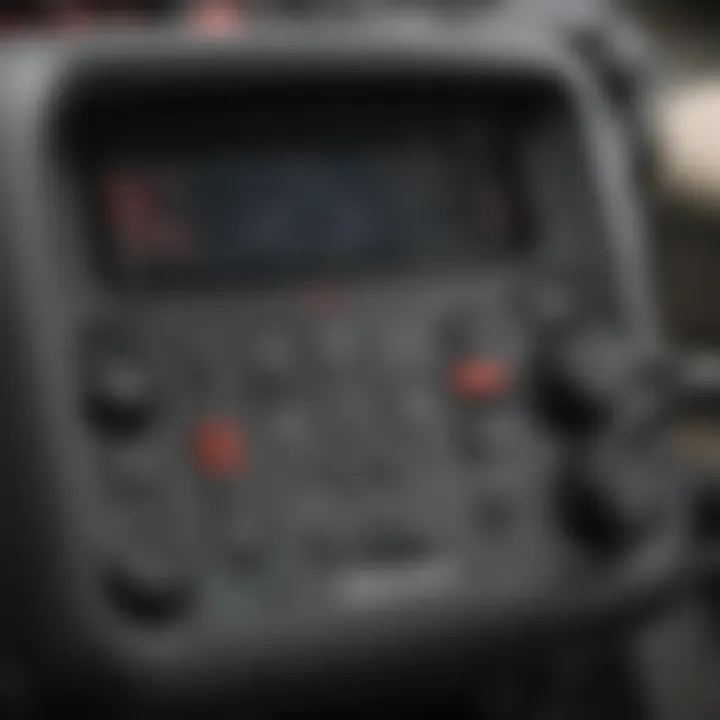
[84,331,159,438]
[533,328,638,437]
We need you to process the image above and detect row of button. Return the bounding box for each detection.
[84,309,521,622]
[84,303,517,424]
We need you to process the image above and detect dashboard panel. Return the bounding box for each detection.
[0,28,682,706]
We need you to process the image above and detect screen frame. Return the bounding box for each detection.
[65,76,541,289]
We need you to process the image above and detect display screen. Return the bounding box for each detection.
[99,131,522,283]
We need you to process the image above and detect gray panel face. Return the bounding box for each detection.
[0,28,680,697]
[91,272,561,620]
[65,73,620,638]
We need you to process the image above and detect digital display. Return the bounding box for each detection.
[100,133,520,282]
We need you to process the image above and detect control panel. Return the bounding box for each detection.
[0,27,685,701]
[89,274,546,621]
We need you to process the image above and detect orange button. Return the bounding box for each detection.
[449,358,513,401]
[192,419,248,480]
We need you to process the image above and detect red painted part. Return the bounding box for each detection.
[188,0,247,34]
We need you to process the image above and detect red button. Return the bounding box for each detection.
[192,419,248,480]
[449,358,513,401]
[189,0,246,35]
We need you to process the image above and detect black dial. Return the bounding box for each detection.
[84,329,159,438]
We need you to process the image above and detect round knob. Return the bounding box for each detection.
[107,546,192,622]
[556,453,629,559]
[556,424,670,560]
[533,329,636,437]
[85,353,158,437]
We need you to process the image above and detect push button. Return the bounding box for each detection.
[245,329,299,400]
[359,515,431,564]
[441,308,487,356]
[448,357,513,403]
[314,321,359,375]
[192,418,249,480]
